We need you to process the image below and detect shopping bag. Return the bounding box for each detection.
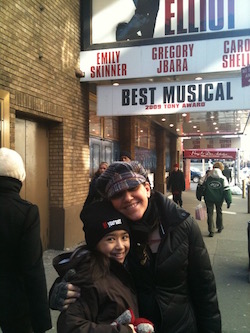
[195,202,207,220]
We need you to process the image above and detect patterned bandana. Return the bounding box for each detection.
[96,161,148,199]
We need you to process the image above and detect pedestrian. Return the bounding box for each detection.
[0,148,52,333]
[196,161,232,237]
[222,165,232,183]
[120,151,132,162]
[167,163,185,207]
[83,161,108,206]
[50,161,221,333]
[52,200,154,333]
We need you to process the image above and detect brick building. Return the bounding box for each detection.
[0,0,90,249]
[0,0,180,249]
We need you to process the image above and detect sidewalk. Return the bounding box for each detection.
[44,184,250,333]
[183,183,250,333]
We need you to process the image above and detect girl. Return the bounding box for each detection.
[54,200,153,333]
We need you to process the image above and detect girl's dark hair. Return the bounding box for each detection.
[70,249,110,287]
[89,249,110,280]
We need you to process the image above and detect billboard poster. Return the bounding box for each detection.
[82,0,250,46]
[96,77,250,116]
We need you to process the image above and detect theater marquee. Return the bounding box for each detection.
[80,37,250,81]
[97,77,249,116]
[80,0,250,82]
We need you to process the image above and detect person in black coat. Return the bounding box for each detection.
[222,165,232,183]
[167,163,185,207]
[0,148,52,333]
[83,162,108,207]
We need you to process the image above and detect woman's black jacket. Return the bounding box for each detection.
[128,191,221,333]
[0,176,52,333]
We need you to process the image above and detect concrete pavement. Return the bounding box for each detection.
[183,183,250,333]
[43,183,250,333]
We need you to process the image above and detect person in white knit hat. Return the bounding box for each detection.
[0,147,52,333]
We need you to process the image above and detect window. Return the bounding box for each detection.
[207,139,214,148]
[89,93,118,140]
[192,139,200,149]
[220,139,231,148]
[135,118,150,149]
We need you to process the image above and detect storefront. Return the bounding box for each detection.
[79,0,250,193]
[1,1,249,249]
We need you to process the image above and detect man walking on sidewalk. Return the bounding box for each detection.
[196,162,232,237]
[167,163,185,207]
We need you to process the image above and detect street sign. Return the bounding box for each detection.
[241,65,250,87]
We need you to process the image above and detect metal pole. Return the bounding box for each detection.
[237,149,241,185]
[248,220,250,283]
[248,184,250,214]
[242,179,246,198]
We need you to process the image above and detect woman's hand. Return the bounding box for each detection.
[49,269,80,311]
[62,283,81,310]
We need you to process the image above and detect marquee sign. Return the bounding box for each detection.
[80,36,250,82]
[97,77,249,116]
[184,148,237,159]
[80,0,250,82]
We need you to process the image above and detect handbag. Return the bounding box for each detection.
[195,202,207,220]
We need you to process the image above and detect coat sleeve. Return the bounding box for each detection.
[187,219,221,333]
[57,297,132,333]
[20,204,52,333]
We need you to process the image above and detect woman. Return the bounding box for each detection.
[0,148,51,333]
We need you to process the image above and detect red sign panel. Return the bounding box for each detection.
[184,149,237,160]
[241,65,250,87]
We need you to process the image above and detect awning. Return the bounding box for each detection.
[184,148,237,160]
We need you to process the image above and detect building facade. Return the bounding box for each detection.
[1,0,90,249]
[1,0,178,249]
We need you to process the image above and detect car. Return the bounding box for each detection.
[190,167,202,183]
